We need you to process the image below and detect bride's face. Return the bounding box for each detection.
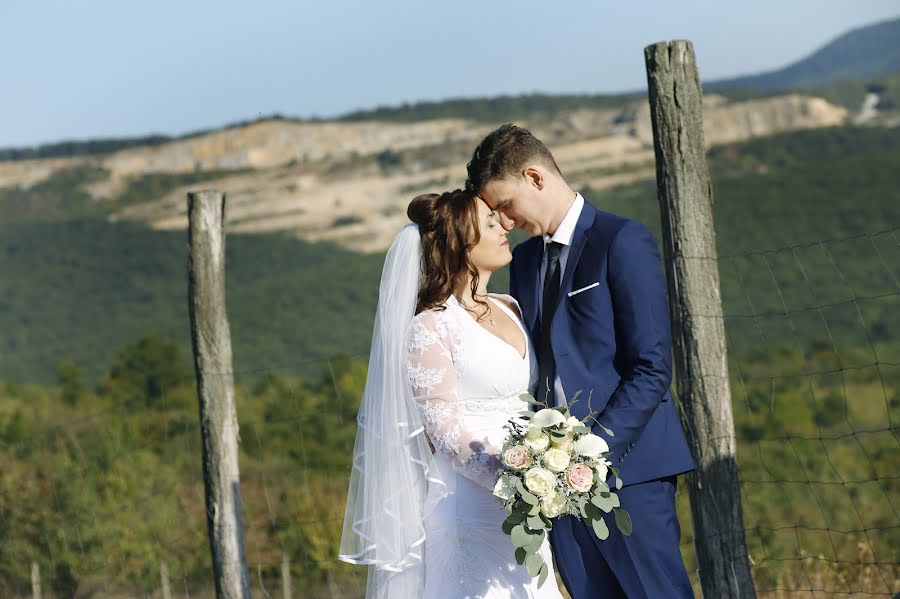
[468,198,511,273]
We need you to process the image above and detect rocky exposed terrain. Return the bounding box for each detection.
[1,94,849,252]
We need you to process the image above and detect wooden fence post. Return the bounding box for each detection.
[31,561,41,599]
[644,40,757,597]
[281,552,292,599]
[160,560,172,599]
[187,190,251,598]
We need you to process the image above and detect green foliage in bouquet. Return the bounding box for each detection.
[492,389,631,587]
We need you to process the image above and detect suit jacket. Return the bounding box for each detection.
[510,200,695,485]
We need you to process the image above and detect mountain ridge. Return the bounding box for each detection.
[708,16,900,91]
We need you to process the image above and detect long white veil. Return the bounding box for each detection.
[338,224,447,598]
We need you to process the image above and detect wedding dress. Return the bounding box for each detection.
[407,293,566,599]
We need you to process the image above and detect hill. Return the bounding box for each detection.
[1,125,897,385]
[709,16,900,91]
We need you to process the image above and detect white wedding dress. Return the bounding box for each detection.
[406,293,566,599]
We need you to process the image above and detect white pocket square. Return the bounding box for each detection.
[568,282,600,297]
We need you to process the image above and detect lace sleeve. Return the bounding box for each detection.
[407,310,502,489]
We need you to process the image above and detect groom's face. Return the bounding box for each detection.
[480,172,546,237]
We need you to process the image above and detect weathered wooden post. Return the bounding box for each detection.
[644,41,757,597]
[187,190,251,598]
[281,552,292,599]
[31,561,41,599]
[160,560,172,599]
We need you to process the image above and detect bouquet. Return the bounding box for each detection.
[492,390,632,587]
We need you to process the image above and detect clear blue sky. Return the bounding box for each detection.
[1,1,897,147]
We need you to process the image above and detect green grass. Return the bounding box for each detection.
[1,338,896,596]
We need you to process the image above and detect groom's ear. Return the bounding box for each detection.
[523,166,544,190]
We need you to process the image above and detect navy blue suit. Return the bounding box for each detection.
[509,200,696,598]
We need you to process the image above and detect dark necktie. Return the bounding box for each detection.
[537,242,562,405]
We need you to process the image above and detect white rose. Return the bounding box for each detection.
[552,436,574,452]
[531,408,566,429]
[542,447,571,473]
[523,467,556,497]
[593,457,612,482]
[540,490,567,518]
[574,433,609,458]
[566,416,582,428]
[523,427,550,453]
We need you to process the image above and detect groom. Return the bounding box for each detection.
[466,124,696,598]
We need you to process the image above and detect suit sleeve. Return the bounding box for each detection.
[594,220,673,464]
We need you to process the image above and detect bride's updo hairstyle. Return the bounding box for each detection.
[407,189,488,315]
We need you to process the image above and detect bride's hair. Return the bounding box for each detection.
[407,189,488,315]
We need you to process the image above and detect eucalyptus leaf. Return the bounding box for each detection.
[511,524,531,548]
[592,516,610,540]
[519,393,543,405]
[516,483,539,505]
[515,547,527,565]
[572,496,588,518]
[616,477,623,490]
[529,501,542,516]
[526,530,545,554]
[508,509,526,523]
[527,515,545,530]
[521,490,539,505]
[591,493,618,513]
[537,563,549,588]
[615,508,633,536]
[502,518,516,535]
[525,553,544,577]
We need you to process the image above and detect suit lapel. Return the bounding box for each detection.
[538,200,597,324]
[557,201,597,303]
[518,201,597,331]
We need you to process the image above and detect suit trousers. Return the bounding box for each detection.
[550,475,694,598]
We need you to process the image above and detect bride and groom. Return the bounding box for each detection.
[339,124,696,598]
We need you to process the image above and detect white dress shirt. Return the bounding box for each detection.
[538,192,585,406]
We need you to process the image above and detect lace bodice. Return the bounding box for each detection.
[406,294,536,489]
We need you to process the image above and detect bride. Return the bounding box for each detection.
[339,189,566,598]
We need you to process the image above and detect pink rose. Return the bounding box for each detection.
[564,463,594,493]
[502,445,533,471]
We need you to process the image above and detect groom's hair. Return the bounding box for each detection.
[465,124,562,193]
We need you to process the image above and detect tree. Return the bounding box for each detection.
[55,361,84,405]
[102,335,189,405]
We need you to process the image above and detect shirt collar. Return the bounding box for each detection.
[543,193,584,248]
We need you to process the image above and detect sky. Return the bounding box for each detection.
[1,1,898,148]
